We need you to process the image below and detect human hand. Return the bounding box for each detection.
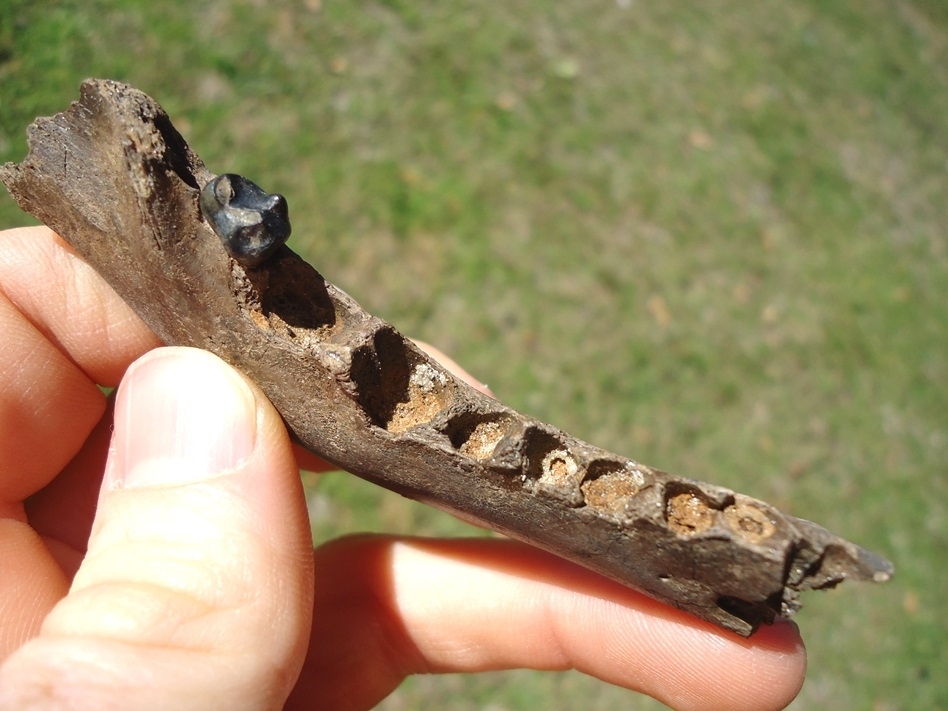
[0,226,806,710]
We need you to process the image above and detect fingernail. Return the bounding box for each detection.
[109,348,257,488]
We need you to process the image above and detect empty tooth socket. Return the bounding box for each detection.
[350,327,452,432]
[387,361,453,434]
[522,427,565,479]
[722,500,777,544]
[445,412,515,461]
[663,482,731,537]
[581,460,648,519]
[240,256,341,331]
[536,449,584,506]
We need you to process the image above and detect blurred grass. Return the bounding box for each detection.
[2,0,946,708]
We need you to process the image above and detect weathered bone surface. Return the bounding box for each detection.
[1,79,893,636]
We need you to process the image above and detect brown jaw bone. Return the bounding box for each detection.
[0,79,893,637]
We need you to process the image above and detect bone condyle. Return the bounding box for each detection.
[0,79,893,637]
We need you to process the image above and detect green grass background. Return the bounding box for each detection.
[2,1,946,708]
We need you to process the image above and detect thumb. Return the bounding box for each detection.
[0,347,314,710]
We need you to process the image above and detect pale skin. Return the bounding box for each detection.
[0,225,806,710]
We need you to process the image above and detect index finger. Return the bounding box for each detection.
[0,226,161,387]
[0,226,161,499]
